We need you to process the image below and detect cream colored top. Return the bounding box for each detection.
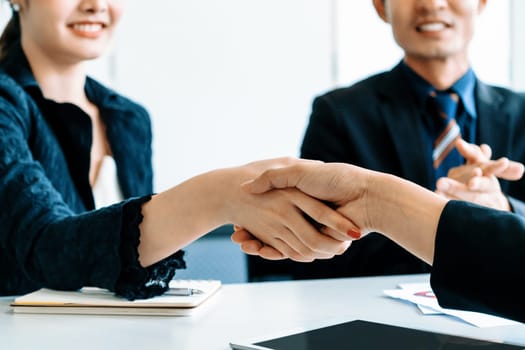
[92,155,124,209]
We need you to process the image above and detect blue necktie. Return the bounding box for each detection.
[428,91,464,179]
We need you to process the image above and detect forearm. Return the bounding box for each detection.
[366,172,448,264]
[138,169,230,266]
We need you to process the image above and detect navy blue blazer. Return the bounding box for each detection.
[248,63,525,281]
[0,44,183,299]
[432,200,525,323]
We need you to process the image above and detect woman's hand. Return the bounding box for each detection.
[221,158,357,262]
[231,161,369,260]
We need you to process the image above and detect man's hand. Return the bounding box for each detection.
[231,162,368,259]
[435,140,524,211]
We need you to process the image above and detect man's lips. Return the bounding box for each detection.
[416,21,452,32]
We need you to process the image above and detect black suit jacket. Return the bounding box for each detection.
[432,200,525,323]
[248,63,525,281]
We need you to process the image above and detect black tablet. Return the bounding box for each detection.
[230,319,524,350]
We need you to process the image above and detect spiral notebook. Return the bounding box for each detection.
[11,279,221,316]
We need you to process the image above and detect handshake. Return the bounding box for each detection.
[230,139,524,265]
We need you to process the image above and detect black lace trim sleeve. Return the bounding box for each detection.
[114,195,186,300]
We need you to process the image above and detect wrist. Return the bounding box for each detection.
[365,172,398,234]
[368,172,447,264]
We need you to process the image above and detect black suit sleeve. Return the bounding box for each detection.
[430,200,525,323]
[508,196,525,217]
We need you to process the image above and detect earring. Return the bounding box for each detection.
[11,2,20,12]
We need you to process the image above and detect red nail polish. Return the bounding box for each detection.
[347,229,361,239]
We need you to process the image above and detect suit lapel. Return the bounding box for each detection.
[376,64,434,188]
[476,81,510,159]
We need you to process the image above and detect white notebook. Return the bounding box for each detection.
[11,279,221,316]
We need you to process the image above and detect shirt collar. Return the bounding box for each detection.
[400,60,477,119]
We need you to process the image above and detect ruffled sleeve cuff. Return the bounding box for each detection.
[114,195,186,300]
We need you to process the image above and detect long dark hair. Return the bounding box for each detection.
[0,10,21,61]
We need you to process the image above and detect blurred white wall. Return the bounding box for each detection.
[113,0,334,190]
[511,0,525,90]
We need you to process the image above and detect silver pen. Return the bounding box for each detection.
[164,287,204,296]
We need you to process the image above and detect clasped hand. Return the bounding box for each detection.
[232,161,372,261]
[227,158,359,262]
[435,139,524,211]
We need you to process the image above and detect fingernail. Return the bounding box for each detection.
[347,229,361,240]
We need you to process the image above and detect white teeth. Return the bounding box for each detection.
[418,23,446,32]
[72,24,103,32]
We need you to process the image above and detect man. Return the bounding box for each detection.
[248,0,525,281]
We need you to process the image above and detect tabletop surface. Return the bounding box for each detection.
[1,274,524,350]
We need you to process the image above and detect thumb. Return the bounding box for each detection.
[242,166,302,194]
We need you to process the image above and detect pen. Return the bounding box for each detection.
[164,288,204,296]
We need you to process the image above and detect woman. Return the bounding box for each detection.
[233,156,525,322]
[0,0,355,300]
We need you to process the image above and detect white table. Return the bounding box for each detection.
[1,274,524,349]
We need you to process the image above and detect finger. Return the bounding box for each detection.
[240,241,287,260]
[446,166,482,184]
[479,158,508,177]
[313,235,352,257]
[482,158,524,180]
[455,139,488,163]
[231,212,338,261]
[289,191,359,241]
[502,160,525,180]
[235,222,313,261]
[242,165,304,194]
[264,227,316,262]
[257,245,287,260]
[234,230,289,260]
[467,175,502,192]
[264,217,340,262]
[466,176,483,191]
[281,200,354,257]
[239,239,264,255]
[323,225,361,242]
[467,177,488,191]
[231,229,256,244]
[232,229,270,256]
[240,240,287,260]
[438,177,499,203]
[435,178,472,198]
[480,144,492,159]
